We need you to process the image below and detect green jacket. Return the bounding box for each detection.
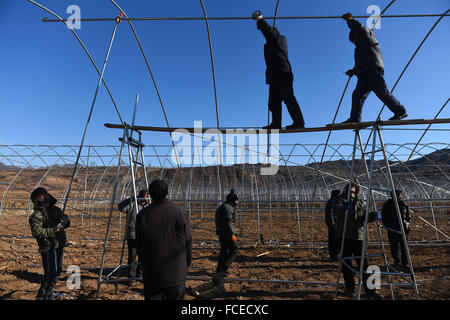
[335,194,376,241]
[29,205,68,252]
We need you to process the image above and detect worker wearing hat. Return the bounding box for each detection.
[215,189,239,276]
[29,187,70,300]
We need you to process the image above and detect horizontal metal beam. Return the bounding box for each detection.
[105,118,450,134]
[42,13,450,23]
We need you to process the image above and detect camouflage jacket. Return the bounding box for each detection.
[29,205,68,252]
[335,194,377,241]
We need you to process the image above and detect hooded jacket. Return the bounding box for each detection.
[29,194,69,252]
[215,202,237,237]
[334,192,377,241]
[347,19,384,77]
[257,18,293,84]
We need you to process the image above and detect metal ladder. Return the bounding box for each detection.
[335,123,420,300]
[96,94,149,299]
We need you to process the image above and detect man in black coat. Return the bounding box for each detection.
[118,189,149,279]
[215,189,239,276]
[325,189,341,260]
[135,179,192,300]
[252,10,305,130]
[342,13,408,123]
[381,190,411,270]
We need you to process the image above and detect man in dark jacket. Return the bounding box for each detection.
[118,189,149,279]
[341,13,408,123]
[135,179,192,300]
[29,187,70,300]
[334,183,382,299]
[215,189,239,276]
[252,10,305,130]
[325,189,341,260]
[382,190,411,269]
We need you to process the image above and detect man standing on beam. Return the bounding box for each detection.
[253,10,306,130]
[341,12,408,123]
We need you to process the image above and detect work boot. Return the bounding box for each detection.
[343,287,355,298]
[262,123,281,130]
[36,283,47,300]
[341,118,360,124]
[366,289,384,300]
[45,287,56,300]
[285,122,305,129]
[389,111,408,121]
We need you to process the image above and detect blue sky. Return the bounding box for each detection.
[0,0,449,164]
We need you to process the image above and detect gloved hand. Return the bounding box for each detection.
[405,221,411,232]
[252,10,263,21]
[231,234,237,243]
[375,211,382,221]
[345,69,356,77]
[344,202,352,209]
[54,223,64,232]
[60,214,70,228]
[342,12,353,21]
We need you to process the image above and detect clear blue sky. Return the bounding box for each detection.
[0,0,449,163]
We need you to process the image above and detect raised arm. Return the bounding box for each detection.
[342,12,370,40]
[252,10,280,44]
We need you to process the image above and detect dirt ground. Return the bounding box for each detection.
[0,208,448,301]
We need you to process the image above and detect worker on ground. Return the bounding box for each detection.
[215,189,239,277]
[118,189,149,281]
[382,190,411,271]
[325,189,341,261]
[135,179,192,300]
[29,187,70,300]
[334,183,383,299]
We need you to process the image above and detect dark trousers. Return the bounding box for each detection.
[127,238,142,278]
[350,68,406,121]
[216,234,238,274]
[339,239,370,291]
[327,226,339,259]
[268,81,305,126]
[388,231,408,266]
[38,248,63,300]
[144,281,186,300]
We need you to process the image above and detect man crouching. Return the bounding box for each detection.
[29,187,70,300]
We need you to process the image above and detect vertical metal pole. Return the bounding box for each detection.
[63,18,121,216]
[139,133,149,188]
[335,130,359,297]
[356,127,377,300]
[376,126,420,299]
[96,125,126,299]
[115,129,140,288]
[81,146,90,226]
[356,131,394,299]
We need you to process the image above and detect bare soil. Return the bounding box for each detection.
[0,207,448,301]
